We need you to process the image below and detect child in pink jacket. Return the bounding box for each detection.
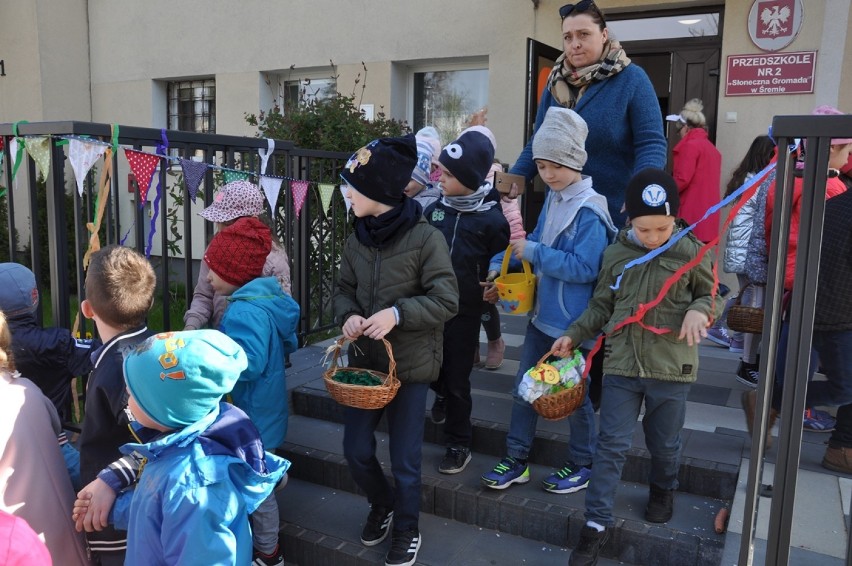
[477,161,526,370]
[183,180,292,331]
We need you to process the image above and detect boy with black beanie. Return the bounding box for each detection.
[334,133,458,566]
[551,168,720,566]
[424,127,510,474]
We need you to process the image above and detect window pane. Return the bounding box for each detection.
[413,69,488,143]
[280,77,336,109]
[609,13,720,41]
[167,79,216,134]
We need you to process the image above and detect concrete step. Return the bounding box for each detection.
[291,383,742,501]
[279,414,728,566]
[279,477,627,566]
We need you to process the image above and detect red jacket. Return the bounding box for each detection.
[765,174,847,290]
[672,128,722,243]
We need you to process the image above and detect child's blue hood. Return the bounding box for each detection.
[228,276,299,341]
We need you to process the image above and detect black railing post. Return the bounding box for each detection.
[2,139,16,262]
[45,138,71,328]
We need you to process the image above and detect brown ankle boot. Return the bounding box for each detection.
[742,390,778,448]
[823,445,852,474]
[484,337,505,370]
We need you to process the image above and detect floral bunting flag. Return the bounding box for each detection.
[180,158,207,203]
[222,169,250,184]
[259,175,283,209]
[69,138,108,196]
[25,136,51,180]
[124,149,160,206]
[318,183,336,217]
[291,180,309,219]
[338,184,352,216]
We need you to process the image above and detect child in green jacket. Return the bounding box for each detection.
[552,168,720,566]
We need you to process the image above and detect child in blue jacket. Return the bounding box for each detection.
[481,107,615,493]
[205,216,300,565]
[73,330,289,566]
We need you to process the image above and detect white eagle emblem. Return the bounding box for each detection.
[760,4,791,37]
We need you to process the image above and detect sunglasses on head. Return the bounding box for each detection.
[559,0,595,19]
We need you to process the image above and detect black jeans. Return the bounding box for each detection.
[430,313,480,448]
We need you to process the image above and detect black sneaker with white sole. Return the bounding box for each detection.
[438,446,471,474]
[360,505,393,546]
[736,360,759,388]
[385,529,421,566]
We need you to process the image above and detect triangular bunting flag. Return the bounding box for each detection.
[25,136,51,180]
[291,180,309,220]
[258,138,275,176]
[9,138,21,183]
[124,148,160,205]
[69,139,108,196]
[260,175,284,210]
[222,169,250,184]
[180,158,207,203]
[318,183,336,217]
[339,184,352,216]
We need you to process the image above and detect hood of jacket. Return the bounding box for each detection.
[123,403,288,507]
[227,276,295,343]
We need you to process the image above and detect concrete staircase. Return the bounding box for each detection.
[275,314,746,565]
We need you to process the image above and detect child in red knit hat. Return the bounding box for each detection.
[184,180,292,331]
[204,216,300,566]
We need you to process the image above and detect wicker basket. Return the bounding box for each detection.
[323,337,400,409]
[726,290,764,334]
[529,351,587,421]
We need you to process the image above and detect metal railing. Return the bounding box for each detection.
[0,121,352,344]
[738,113,852,565]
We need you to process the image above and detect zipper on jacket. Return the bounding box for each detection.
[369,248,382,361]
[449,213,462,256]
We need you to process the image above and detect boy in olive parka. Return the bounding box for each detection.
[553,168,721,566]
[333,134,458,566]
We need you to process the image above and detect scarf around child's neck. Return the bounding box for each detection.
[354,197,422,250]
[439,184,499,213]
[541,176,616,247]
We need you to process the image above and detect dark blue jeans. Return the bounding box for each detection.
[773,323,852,413]
[506,323,595,467]
[343,382,429,532]
[585,375,690,527]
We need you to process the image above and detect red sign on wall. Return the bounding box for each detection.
[725,51,816,96]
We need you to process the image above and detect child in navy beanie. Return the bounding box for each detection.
[333,134,459,565]
[424,125,510,475]
[438,128,495,192]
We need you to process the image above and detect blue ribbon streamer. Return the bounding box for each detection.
[610,159,779,290]
[144,129,169,258]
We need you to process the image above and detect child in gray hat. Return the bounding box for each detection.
[481,107,616,497]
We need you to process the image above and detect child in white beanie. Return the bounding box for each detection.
[405,127,443,209]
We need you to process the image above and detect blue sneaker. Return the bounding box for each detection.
[481,457,530,490]
[803,408,835,432]
[541,464,591,494]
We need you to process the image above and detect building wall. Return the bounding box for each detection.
[0,0,92,123]
[4,0,852,258]
[716,0,851,184]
